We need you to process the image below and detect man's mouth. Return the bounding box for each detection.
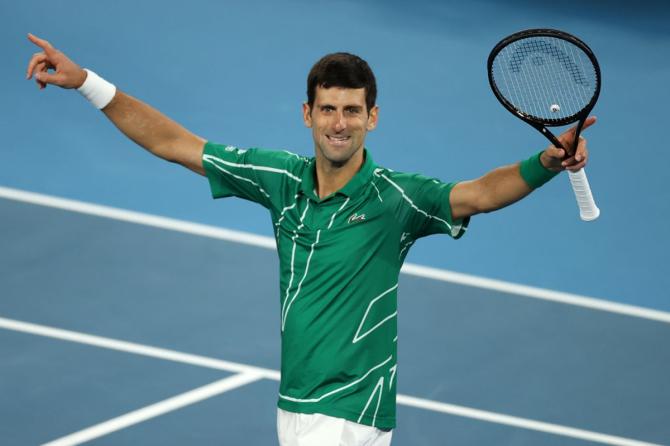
[327,135,350,145]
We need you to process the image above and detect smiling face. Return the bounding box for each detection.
[303,86,378,169]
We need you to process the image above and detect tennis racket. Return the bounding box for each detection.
[488,29,601,221]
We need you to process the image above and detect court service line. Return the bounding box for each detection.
[0,316,280,381]
[1,185,669,325]
[396,394,661,446]
[0,316,659,446]
[400,263,670,324]
[41,373,263,446]
[0,186,276,250]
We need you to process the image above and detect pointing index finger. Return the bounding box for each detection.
[27,33,56,55]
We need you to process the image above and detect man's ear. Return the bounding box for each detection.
[366,105,379,131]
[303,102,312,128]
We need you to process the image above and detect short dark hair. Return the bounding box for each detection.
[306,52,377,113]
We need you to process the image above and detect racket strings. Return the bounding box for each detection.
[509,40,588,87]
[491,36,597,122]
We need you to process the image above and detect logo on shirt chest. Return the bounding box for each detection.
[347,213,366,224]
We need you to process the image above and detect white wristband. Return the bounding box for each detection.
[77,69,117,109]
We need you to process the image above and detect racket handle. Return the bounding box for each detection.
[568,169,600,221]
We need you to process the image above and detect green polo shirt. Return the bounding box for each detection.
[202,142,468,429]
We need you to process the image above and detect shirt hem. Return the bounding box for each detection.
[277,399,396,430]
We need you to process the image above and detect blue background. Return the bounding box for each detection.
[2,1,670,444]
[2,198,669,444]
[2,0,669,310]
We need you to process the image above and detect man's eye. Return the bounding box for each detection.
[322,106,334,112]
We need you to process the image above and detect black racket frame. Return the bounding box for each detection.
[487,28,601,155]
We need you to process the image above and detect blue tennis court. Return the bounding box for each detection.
[2,190,669,445]
[2,0,670,444]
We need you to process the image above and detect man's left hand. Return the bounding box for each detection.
[541,116,596,172]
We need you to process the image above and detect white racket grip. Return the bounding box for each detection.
[568,168,600,221]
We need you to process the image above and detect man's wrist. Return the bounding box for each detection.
[77,69,116,110]
[519,151,559,189]
[74,68,88,89]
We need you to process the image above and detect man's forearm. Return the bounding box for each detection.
[102,91,194,161]
[99,90,206,175]
[451,149,563,220]
[451,163,532,219]
[476,163,533,213]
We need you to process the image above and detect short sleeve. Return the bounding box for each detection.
[399,173,469,240]
[202,142,303,209]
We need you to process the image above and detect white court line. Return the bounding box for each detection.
[0,317,280,381]
[0,186,276,250]
[0,316,660,446]
[396,394,661,446]
[1,185,668,324]
[400,264,670,324]
[41,373,263,446]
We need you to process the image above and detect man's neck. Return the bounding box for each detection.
[314,150,365,199]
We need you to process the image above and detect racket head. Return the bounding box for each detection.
[487,29,601,127]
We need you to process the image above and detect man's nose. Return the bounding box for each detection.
[333,111,346,132]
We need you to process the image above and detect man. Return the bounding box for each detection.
[26,33,592,446]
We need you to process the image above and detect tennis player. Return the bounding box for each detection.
[26,33,592,446]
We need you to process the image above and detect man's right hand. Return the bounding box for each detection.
[26,33,87,90]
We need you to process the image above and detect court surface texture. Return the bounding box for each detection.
[1,189,669,445]
[2,0,669,444]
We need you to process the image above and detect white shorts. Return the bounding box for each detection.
[277,408,393,446]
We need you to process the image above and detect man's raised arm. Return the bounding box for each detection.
[449,117,595,220]
[25,33,206,175]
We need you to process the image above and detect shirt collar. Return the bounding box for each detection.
[300,148,376,201]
